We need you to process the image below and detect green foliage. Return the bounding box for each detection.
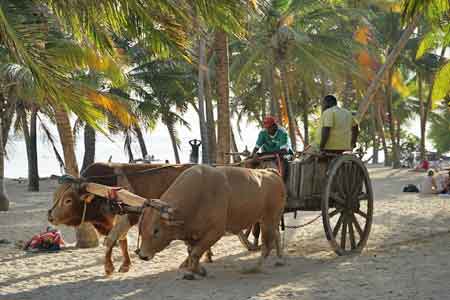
[428,105,450,154]
[432,62,450,100]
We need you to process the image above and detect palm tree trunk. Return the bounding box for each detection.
[375,103,390,166]
[0,101,9,211]
[215,30,231,164]
[54,107,79,176]
[134,125,148,159]
[18,104,39,191]
[357,13,420,120]
[230,127,241,163]
[386,69,400,168]
[205,68,217,163]
[418,71,426,160]
[81,124,96,172]
[269,66,281,120]
[124,132,134,163]
[28,107,39,191]
[370,106,379,164]
[342,73,354,109]
[54,106,98,248]
[198,36,210,164]
[167,123,180,164]
[279,63,297,151]
[302,95,309,146]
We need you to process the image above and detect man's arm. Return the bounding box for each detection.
[320,127,331,151]
[252,131,265,157]
[351,124,359,149]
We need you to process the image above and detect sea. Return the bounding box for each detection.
[4,110,260,178]
[4,110,424,179]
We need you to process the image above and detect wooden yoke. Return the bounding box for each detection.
[81,182,178,222]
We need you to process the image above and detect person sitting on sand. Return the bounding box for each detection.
[420,169,444,194]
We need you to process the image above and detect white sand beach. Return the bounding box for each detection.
[1,166,450,300]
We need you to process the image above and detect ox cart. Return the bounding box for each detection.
[67,152,373,257]
[234,152,374,256]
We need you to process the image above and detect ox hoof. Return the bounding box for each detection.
[119,264,131,273]
[274,259,285,267]
[105,265,115,276]
[202,256,213,264]
[195,266,207,277]
[241,266,262,274]
[182,272,197,280]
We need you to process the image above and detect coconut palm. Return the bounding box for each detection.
[129,59,194,163]
[231,0,363,150]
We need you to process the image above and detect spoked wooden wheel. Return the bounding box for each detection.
[322,155,373,255]
[238,223,261,251]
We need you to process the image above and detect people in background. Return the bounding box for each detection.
[420,169,444,194]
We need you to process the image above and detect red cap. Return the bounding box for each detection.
[263,116,277,128]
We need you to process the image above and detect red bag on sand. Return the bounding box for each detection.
[24,227,65,252]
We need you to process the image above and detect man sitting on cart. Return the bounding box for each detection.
[317,95,359,154]
[250,116,292,177]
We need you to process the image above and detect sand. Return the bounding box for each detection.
[1,165,450,300]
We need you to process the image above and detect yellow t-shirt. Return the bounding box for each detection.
[316,106,353,150]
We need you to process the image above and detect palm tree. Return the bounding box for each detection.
[215,30,231,164]
[0,94,9,211]
[231,0,361,150]
[130,59,193,163]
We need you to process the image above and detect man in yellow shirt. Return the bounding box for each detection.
[318,95,358,153]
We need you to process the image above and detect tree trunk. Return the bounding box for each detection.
[198,36,210,164]
[21,106,40,191]
[375,103,390,166]
[134,125,148,159]
[215,30,231,164]
[357,13,420,121]
[279,63,297,151]
[167,123,180,164]
[81,124,96,173]
[269,67,281,119]
[302,98,309,146]
[386,69,400,168]
[342,73,354,109]
[28,107,39,191]
[125,133,134,163]
[54,107,79,176]
[54,106,98,248]
[370,106,379,164]
[0,100,9,211]
[418,71,426,160]
[230,127,241,163]
[205,67,217,163]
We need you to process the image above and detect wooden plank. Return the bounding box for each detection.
[82,182,173,213]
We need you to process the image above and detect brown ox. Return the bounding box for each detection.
[136,165,286,279]
[48,162,195,275]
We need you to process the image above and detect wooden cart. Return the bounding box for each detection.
[237,152,374,256]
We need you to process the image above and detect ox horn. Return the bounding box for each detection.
[58,174,85,192]
[142,199,183,226]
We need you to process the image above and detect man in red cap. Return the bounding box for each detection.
[251,116,292,158]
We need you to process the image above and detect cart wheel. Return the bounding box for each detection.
[322,155,373,255]
[238,223,261,251]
